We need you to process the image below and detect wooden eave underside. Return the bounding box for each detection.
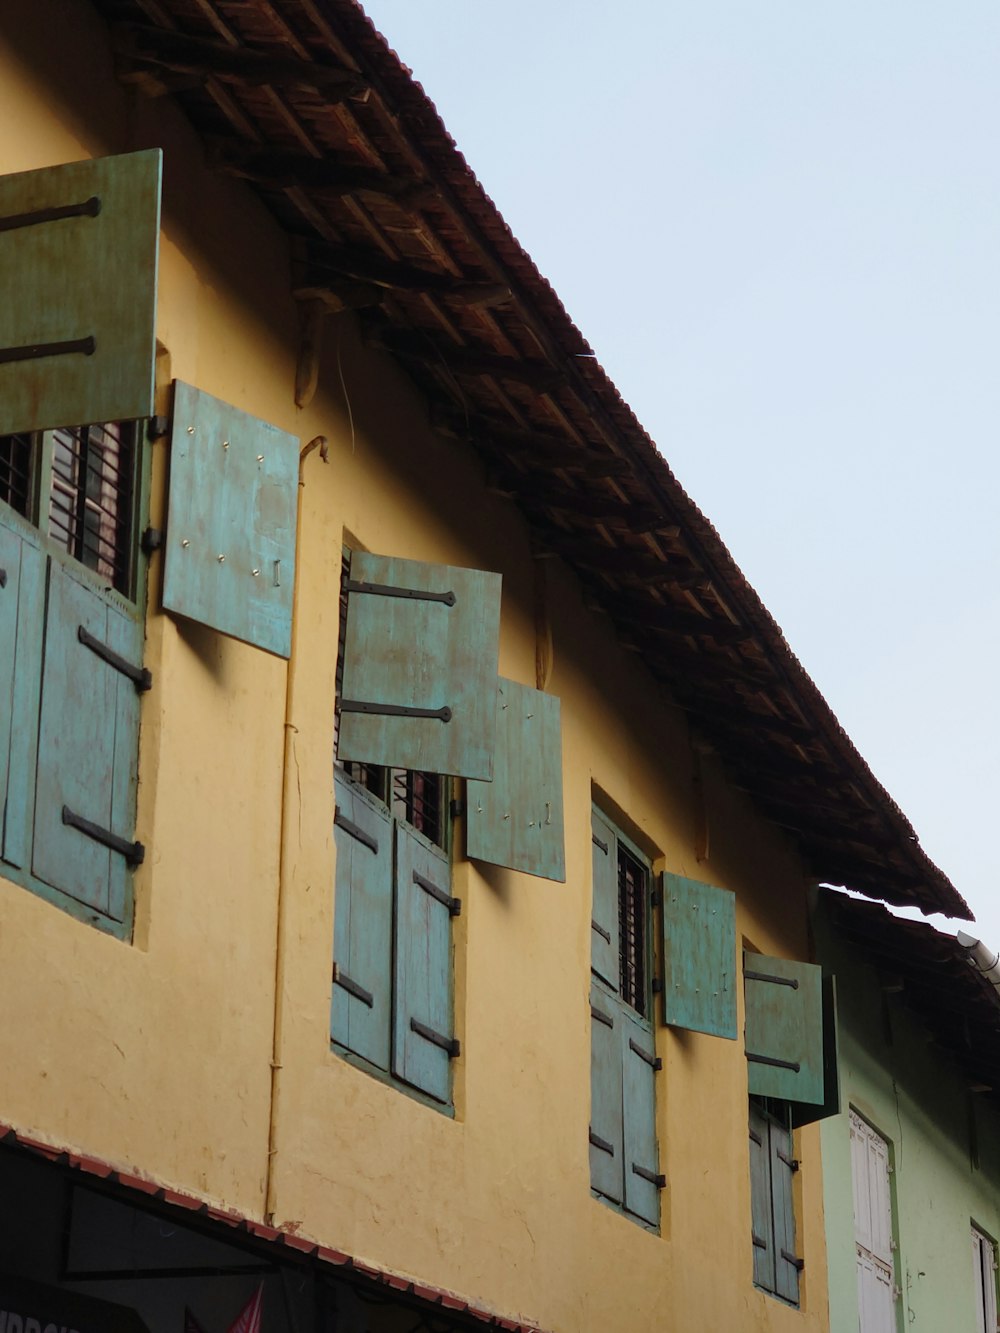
[824,893,1000,1110]
[93,0,970,919]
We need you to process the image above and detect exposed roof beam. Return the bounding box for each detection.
[296,241,511,307]
[207,142,437,206]
[364,325,562,392]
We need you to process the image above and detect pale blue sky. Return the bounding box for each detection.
[361,1,1000,942]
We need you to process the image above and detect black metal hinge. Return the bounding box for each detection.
[591,832,609,854]
[332,963,373,1007]
[62,806,144,867]
[777,1149,799,1172]
[410,1018,460,1057]
[590,1005,614,1028]
[591,918,611,943]
[589,1129,614,1155]
[0,568,6,589]
[781,1249,805,1271]
[78,626,152,692]
[0,194,101,233]
[340,700,452,723]
[752,1233,768,1250]
[347,578,456,607]
[0,335,95,366]
[413,869,461,916]
[334,809,378,854]
[629,1038,663,1072]
[141,527,164,555]
[745,968,799,989]
[746,1052,801,1073]
[631,1162,666,1189]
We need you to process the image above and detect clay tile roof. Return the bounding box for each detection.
[93,0,970,918]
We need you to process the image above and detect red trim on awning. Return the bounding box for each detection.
[0,1121,545,1333]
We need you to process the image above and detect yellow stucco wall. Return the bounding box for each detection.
[0,6,829,1331]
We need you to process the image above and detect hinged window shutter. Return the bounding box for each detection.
[589,983,624,1204]
[392,821,455,1103]
[0,507,44,869]
[466,677,565,881]
[662,873,737,1038]
[622,1008,662,1226]
[0,150,161,435]
[331,774,393,1070]
[792,975,841,1127]
[770,1117,801,1304]
[337,552,501,780]
[590,807,619,989]
[749,1102,775,1293]
[163,383,299,658]
[32,562,143,923]
[744,952,825,1104]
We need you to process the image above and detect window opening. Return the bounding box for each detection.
[0,434,34,518]
[49,422,137,594]
[618,842,647,1017]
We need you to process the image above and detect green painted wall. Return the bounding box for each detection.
[815,897,1000,1332]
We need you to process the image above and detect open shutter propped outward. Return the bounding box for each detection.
[589,983,623,1205]
[32,562,144,924]
[0,507,44,869]
[331,774,393,1070]
[622,1007,663,1226]
[163,383,299,658]
[744,952,825,1105]
[392,822,457,1103]
[791,975,841,1128]
[337,552,501,780]
[662,874,737,1038]
[590,808,619,989]
[467,678,565,881]
[0,150,161,435]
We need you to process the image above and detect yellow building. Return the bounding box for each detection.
[0,5,969,1333]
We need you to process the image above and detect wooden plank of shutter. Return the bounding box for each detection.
[163,383,299,658]
[32,562,142,922]
[392,821,455,1103]
[749,1102,775,1293]
[589,983,623,1204]
[770,1116,801,1305]
[622,1008,662,1227]
[662,873,737,1038]
[331,774,393,1070]
[0,506,44,869]
[792,975,841,1126]
[590,807,619,989]
[744,952,824,1105]
[337,552,501,780]
[466,678,565,881]
[0,150,161,435]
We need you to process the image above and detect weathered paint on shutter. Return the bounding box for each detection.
[163,383,299,658]
[331,774,393,1070]
[770,1115,801,1305]
[466,678,565,881]
[0,150,161,435]
[589,983,623,1204]
[662,873,737,1038]
[621,1007,661,1227]
[792,975,841,1127]
[392,820,455,1103]
[0,506,44,869]
[851,1111,896,1333]
[749,1102,775,1293]
[590,807,619,989]
[337,552,501,780]
[32,561,142,922]
[744,952,825,1104]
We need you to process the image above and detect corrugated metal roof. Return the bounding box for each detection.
[90,0,970,918]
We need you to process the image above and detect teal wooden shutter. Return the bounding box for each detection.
[392,821,457,1103]
[744,953,824,1105]
[662,873,737,1038]
[621,1008,662,1226]
[163,383,299,657]
[337,552,501,780]
[770,1115,801,1304]
[466,678,565,881]
[32,562,143,923]
[589,983,623,1204]
[0,150,161,435]
[331,773,393,1070]
[0,506,45,868]
[749,1101,775,1292]
[590,807,619,989]
[792,975,841,1128]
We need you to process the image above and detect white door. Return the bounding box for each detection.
[972,1226,998,1333]
[850,1111,896,1333]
